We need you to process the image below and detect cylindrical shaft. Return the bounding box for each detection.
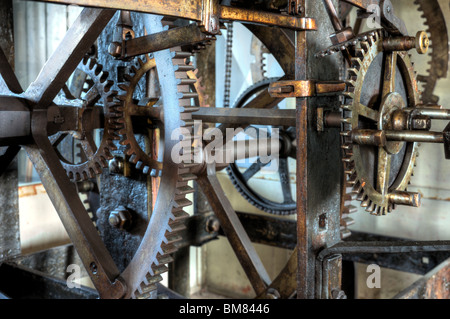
[389,191,421,207]
[322,0,343,31]
[351,129,386,146]
[385,130,444,143]
[412,108,450,120]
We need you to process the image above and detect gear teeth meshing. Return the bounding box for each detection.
[59,57,123,182]
[413,0,448,104]
[128,24,199,296]
[315,30,379,59]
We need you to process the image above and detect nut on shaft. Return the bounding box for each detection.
[383,31,429,54]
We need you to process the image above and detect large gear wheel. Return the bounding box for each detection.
[341,30,420,216]
[317,0,448,107]
[226,77,296,215]
[111,15,198,299]
[51,57,122,182]
[414,0,449,104]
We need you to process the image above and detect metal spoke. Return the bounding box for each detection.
[382,52,397,98]
[23,110,124,299]
[278,158,294,204]
[0,146,20,177]
[242,158,268,182]
[376,147,391,195]
[79,134,97,159]
[24,8,116,108]
[197,168,270,295]
[358,103,379,122]
[0,47,22,94]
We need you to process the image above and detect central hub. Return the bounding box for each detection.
[378,92,406,154]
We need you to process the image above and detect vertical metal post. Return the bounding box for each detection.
[296,0,343,299]
[0,0,21,263]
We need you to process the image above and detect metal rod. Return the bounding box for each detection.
[351,129,386,146]
[192,107,296,126]
[385,130,444,143]
[119,24,209,58]
[388,191,421,207]
[412,108,450,120]
[322,0,343,31]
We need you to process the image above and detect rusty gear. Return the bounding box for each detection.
[114,16,198,298]
[52,57,122,182]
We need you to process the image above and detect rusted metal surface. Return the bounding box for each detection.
[268,80,345,98]
[0,156,20,263]
[29,0,316,31]
[113,23,211,59]
[197,162,271,296]
[192,107,296,126]
[296,0,343,299]
[0,0,20,264]
[395,258,450,299]
[383,31,429,54]
[24,8,117,108]
[415,0,449,105]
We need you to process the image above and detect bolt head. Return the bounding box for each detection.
[108,157,124,175]
[206,217,220,233]
[108,42,122,58]
[108,207,132,230]
[415,31,429,55]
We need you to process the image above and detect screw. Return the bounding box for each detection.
[90,262,98,275]
[108,157,124,175]
[411,117,431,130]
[108,41,122,58]
[53,115,64,124]
[205,217,220,233]
[109,206,132,230]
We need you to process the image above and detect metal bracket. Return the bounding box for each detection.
[268,80,346,98]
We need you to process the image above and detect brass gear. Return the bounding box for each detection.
[414,0,449,104]
[52,57,122,182]
[341,30,420,217]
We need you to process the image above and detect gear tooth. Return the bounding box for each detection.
[348,68,359,77]
[355,48,365,58]
[351,57,362,69]
[340,104,352,111]
[341,91,355,99]
[361,196,370,207]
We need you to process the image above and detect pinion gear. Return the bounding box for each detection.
[52,57,122,182]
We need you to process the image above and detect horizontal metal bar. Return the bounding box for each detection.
[344,232,450,275]
[121,24,210,58]
[412,108,450,120]
[30,0,316,31]
[28,0,203,21]
[318,240,450,262]
[192,108,296,126]
[394,258,450,299]
[385,130,444,143]
[219,5,316,31]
